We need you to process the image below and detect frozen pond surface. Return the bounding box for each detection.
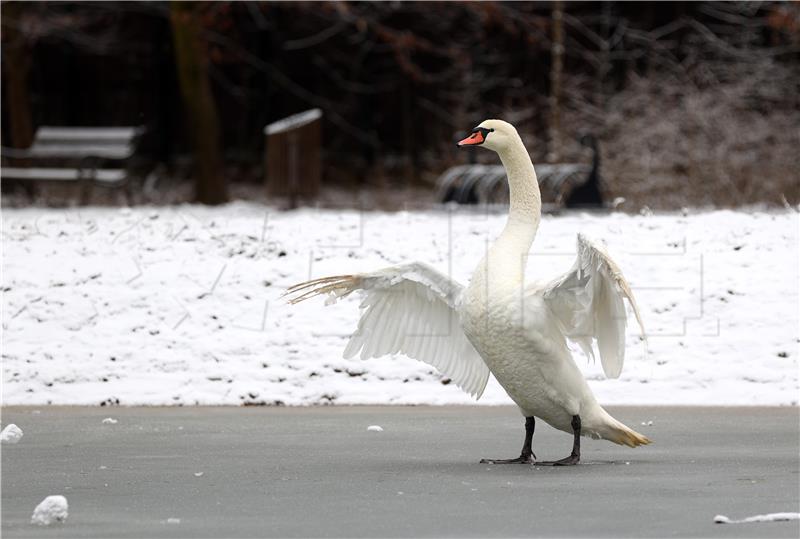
[2,405,799,538]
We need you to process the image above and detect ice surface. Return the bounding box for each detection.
[1,424,24,444]
[714,512,800,524]
[2,204,798,406]
[367,425,384,432]
[30,495,68,526]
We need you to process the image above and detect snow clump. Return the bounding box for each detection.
[31,495,68,526]
[1,424,23,444]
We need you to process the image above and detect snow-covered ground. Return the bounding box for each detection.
[2,203,798,406]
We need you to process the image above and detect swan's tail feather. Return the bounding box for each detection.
[594,409,652,447]
[605,423,652,448]
[283,275,360,304]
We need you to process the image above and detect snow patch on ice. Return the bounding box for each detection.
[714,512,800,524]
[30,495,68,526]
[1,424,24,444]
[367,425,384,432]
[101,418,118,424]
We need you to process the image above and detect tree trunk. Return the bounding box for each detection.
[2,1,34,149]
[401,79,416,186]
[548,0,564,163]
[170,2,227,205]
[597,1,612,111]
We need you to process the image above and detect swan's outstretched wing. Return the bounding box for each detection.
[541,234,645,379]
[284,262,490,398]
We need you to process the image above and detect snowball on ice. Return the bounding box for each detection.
[31,495,68,526]
[714,512,800,524]
[166,518,181,524]
[101,418,118,424]
[367,425,384,432]
[1,424,24,444]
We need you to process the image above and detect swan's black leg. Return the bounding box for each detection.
[539,415,581,466]
[480,416,536,464]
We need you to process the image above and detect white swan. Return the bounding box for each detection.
[286,119,650,465]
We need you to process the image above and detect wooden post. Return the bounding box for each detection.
[170,1,228,205]
[288,129,299,209]
[264,109,322,207]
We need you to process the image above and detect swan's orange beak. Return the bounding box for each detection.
[457,130,485,146]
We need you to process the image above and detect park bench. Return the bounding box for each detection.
[1,126,145,203]
[436,162,591,212]
[436,134,603,210]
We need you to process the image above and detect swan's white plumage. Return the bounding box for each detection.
[541,233,645,378]
[286,119,651,449]
[285,263,490,398]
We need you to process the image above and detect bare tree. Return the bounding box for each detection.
[170,1,227,205]
[548,0,564,163]
[2,1,35,149]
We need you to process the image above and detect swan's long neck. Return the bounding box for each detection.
[500,140,541,240]
[463,134,542,322]
[488,137,542,282]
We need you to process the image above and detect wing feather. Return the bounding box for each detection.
[541,234,645,379]
[285,262,490,398]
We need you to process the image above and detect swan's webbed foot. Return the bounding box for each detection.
[538,414,582,467]
[537,454,579,466]
[481,416,536,465]
[480,453,535,465]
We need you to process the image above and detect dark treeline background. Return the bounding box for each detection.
[2,1,798,208]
